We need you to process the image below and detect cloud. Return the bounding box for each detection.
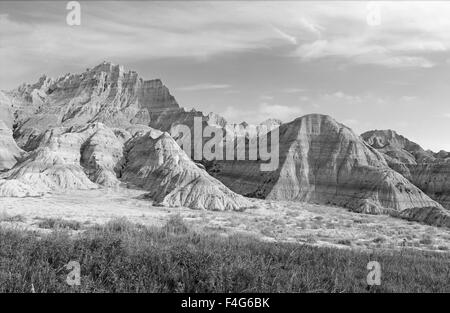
[221,102,302,124]
[299,96,310,102]
[3,1,450,88]
[342,119,359,126]
[289,2,450,68]
[324,91,362,103]
[272,26,297,45]
[299,17,323,37]
[281,88,305,93]
[2,1,450,90]
[258,102,302,122]
[176,84,231,91]
[294,39,435,68]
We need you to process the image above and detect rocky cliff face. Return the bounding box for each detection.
[362,130,434,164]
[4,62,179,150]
[2,62,450,224]
[0,91,14,129]
[122,131,251,210]
[0,124,102,197]
[0,121,24,171]
[362,129,450,210]
[208,114,448,226]
[0,118,250,211]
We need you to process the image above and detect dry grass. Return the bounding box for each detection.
[2,188,450,252]
[0,212,25,223]
[36,218,82,231]
[0,217,449,293]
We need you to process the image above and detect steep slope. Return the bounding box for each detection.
[150,109,282,162]
[362,129,450,209]
[0,121,24,171]
[0,124,102,197]
[0,118,250,211]
[0,91,14,129]
[6,61,179,150]
[362,130,434,164]
[121,130,251,211]
[150,109,281,138]
[208,114,448,225]
[80,126,126,187]
[0,123,134,197]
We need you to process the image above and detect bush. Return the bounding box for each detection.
[0,213,25,223]
[337,239,353,246]
[37,218,81,231]
[419,235,434,245]
[162,215,189,235]
[373,237,386,244]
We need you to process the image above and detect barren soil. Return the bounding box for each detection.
[1,187,449,252]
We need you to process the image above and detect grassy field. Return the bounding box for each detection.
[0,215,449,293]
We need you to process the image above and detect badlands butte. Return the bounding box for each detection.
[0,62,449,228]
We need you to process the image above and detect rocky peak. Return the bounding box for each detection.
[362,129,424,152]
[361,129,434,164]
[5,62,181,149]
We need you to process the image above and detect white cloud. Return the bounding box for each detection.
[342,119,359,126]
[294,39,435,68]
[2,1,450,88]
[299,17,323,37]
[299,96,310,102]
[289,2,450,68]
[221,102,302,124]
[324,91,362,103]
[272,26,297,45]
[258,102,302,123]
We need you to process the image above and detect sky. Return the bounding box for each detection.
[1,1,450,151]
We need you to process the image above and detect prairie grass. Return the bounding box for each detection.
[0,212,25,223]
[0,216,449,293]
[36,218,82,231]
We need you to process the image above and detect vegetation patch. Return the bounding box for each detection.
[0,219,449,293]
[0,212,25,223]
[36,218,82,231]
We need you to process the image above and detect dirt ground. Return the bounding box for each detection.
[1,187,450,252]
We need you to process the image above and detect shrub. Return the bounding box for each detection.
[373,237,386,244]
[0,213,25,223]
[337,239,353,246]
[419,235,434,245]
[37,218,81,231]
[162,215,189,235]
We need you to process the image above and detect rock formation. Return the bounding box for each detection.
[4,62,179,151]
[0,124,101,197]
[0,62,251,211]
[2,62,450,223]
[0,119,250,211]
[80,125,125,187]
[121,130,251,210]
[362,129,450,210]
[362,130,434,164]
[0,91,14,129]
[207,114,449,226]
[0,121,24,171]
